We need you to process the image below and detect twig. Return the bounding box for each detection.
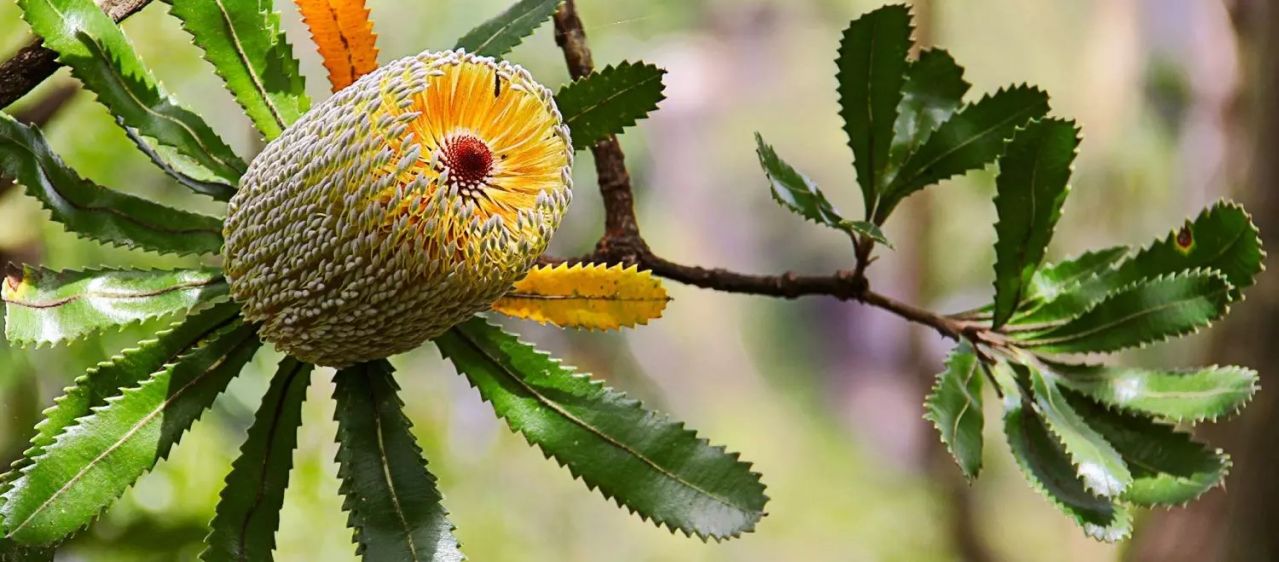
[549,0,974,343]
[0,0,153,109]
[553,0,647,262]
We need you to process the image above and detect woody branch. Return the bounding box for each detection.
[549,0,969,341]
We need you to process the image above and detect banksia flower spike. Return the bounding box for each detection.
[224,50,574,367]
[0,0,763,557]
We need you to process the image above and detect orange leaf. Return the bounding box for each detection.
[293,0,380,92]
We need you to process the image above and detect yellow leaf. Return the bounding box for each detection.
[293,0,380,92]
[491,263,669,331]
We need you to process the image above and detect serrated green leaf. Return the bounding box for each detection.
[887,48,969,174]
[332,360,463,562]
[0,112,225,256]
[836,4,912,216]
[5,303,241,487]
[1045,361,1257,423]
[1021,361,1131,497]
[1020,271,1232,353]
[754,132,847,228]
[2,265,228,346]
[1024,247,1129,305]
[435,317,768,539]
[877,85,1050,222]
[1064,392,1229,506]
[1002,397,1133,542]
[19,0,246,183]
[162,0,309,140]
[960,247,1130,322]
[454,0,560,58]
[752,131,891,245]
[991,119,1079,327]
[845,220,891,246]
[991,361,1132,541]
[924,342,983,479]
[118,118,237,201]
[1116,201,1264,293]
[0,320,259,546]
[201,357,312,562]
[1019,202,1261,324]
[556,61,666,151]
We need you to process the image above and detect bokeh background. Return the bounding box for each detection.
[1,0,1275,560]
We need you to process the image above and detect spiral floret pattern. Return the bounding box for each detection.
[223,50,574,366]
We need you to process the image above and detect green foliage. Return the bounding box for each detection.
[990,119,1078,327]
[754,133,889,245]
[1114,201,1263,292]
[201,357,312,562]
[117,119,238,200]
[923,343,983,479]
[556,62,667,151]
[836,4,912,215]
[888,49,969,173]
[163,0,311,140]
[1066,393,1229,507]
[9,303,242,483]
[771,3,1049,237]
[0,0,1266,552]
[333,361,462,562]
[18,0,245,184]
[0,113,225,256]
[0,0,742,554]
[1018,202,1262,323]
[798,6,1264,540]
[2,266,228,346]
[1021,271,1231,353]
[455,0,561,58]
[1022,361,1131,498]
[1022,246,1128,304]
[999,372,1133,542]
[0,320,260,545]
[1047,362,1257,423]
[435,317,769,539]
[876,86,1050,222]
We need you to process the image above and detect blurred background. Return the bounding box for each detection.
[1,0,1275,560]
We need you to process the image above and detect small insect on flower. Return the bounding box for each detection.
[223,49,574,366]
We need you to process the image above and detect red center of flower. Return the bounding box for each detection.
[442,135,493,195]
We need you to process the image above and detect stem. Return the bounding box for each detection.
[548,0,979,345]
[0,0,153,108]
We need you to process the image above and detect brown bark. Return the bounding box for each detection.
[0,0,153,109]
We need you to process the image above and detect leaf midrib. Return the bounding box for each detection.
[453,326,758,517]
[949,357,981,451]
[209,0,289,132]
[0,126,224,239]
[5,324,252,537]
[1028,283,1228,349]
[498,293,666,302]
[233,360,307,561]
[563,69,661,134]
[465,0,552,56]
[3,276,225,309]
[1035,374,1127,495]
[367,376,422,561]
[891,94,1043,195]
